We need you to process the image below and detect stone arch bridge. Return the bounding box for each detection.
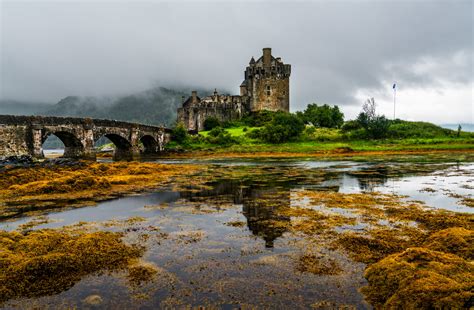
[0,115,172,159]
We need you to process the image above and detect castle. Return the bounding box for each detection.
[177,48,291,131]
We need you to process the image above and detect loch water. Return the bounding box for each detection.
[1,154,473,309]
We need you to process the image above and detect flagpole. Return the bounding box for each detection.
[393,83,396,120]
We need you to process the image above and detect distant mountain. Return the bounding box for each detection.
[0,86,216,127]
[440,123,474,132]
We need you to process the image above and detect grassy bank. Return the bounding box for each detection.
[165,125,474,158]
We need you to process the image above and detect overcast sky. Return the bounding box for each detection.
[1,0,472,123]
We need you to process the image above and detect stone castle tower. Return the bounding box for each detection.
[240,47,291,112]
[178,48,291,131]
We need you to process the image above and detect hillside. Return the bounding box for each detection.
[0,86,215,126]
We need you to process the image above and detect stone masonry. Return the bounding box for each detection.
[0,115,171,159]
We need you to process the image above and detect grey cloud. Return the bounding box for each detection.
[1,0,472,114]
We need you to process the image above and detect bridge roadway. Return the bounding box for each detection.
[0,115,172,159]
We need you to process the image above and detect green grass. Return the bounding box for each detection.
[172,123,474,154]
[199,127,260,138]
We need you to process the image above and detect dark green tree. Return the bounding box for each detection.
[300,103,344,128]
[260,112,305,143]
[203,117,221,131]
[171,123,189,144]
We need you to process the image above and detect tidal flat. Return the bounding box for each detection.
[0,153,473,309]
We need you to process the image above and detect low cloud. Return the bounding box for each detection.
[1,0,472,122]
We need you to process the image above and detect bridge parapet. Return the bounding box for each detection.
[0,115,171,159]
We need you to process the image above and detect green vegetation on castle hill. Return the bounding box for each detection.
[168,105,474,154]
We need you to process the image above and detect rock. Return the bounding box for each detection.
[83,294,103,305]
[0,155,35,166]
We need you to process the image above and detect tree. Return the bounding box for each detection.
[171,123,189,144]
[300,103,344,128]
[356,98,390,139]
[203,117,221,131]
[260,112,305,143]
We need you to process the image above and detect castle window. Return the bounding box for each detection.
[266,85,271,96]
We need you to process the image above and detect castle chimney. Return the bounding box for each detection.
[263,47,272,67]
[192,91,197,103]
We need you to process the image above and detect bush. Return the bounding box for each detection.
[299,103,344,128]
[203,117,221,131]
[171,123,189,144]
[242,110,279,127]
[341,120,362,132]
[206,127,238,145]
[303,127,343,142]
[356,98,390,139]
[259,112,305,143]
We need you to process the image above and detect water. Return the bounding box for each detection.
[43,148,64,157]
[1,156,473,308]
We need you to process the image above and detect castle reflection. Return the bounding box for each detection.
[177,163,429,247]
[180,179,292,248]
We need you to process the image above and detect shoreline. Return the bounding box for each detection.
[161,148,474,160]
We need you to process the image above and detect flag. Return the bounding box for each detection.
[393,83,396,89]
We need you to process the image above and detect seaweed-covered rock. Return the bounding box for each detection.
[362,247,474,309]
[0,229,143,303]
[423,227,473,260]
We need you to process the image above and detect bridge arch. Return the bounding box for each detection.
[94,132,133,160]
[42,130,84,158]
[140,135,159,153]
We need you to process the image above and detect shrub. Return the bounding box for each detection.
[203,117,221,131]
[303,127,343,142]
[299,103,344,128]
[259,112,305,143]
[171,123,189,144]
[206,127,238,145]
[341,120,362,132]
[242,110,278,127]
[356,98,390,139]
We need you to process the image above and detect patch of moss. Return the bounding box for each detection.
[423,227,473,260]
[296,253,341,275]
[0,162,206,219]
[361,247,474,308]
[127,262,159,288]
[0,229,143,303]
[335,229,416,264]
[225,220,246,227]
[460,197,474,208]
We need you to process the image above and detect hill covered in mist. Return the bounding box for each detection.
[0,86,215,126]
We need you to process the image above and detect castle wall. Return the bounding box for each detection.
[251,77,289,112]
[178,97,247,131]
